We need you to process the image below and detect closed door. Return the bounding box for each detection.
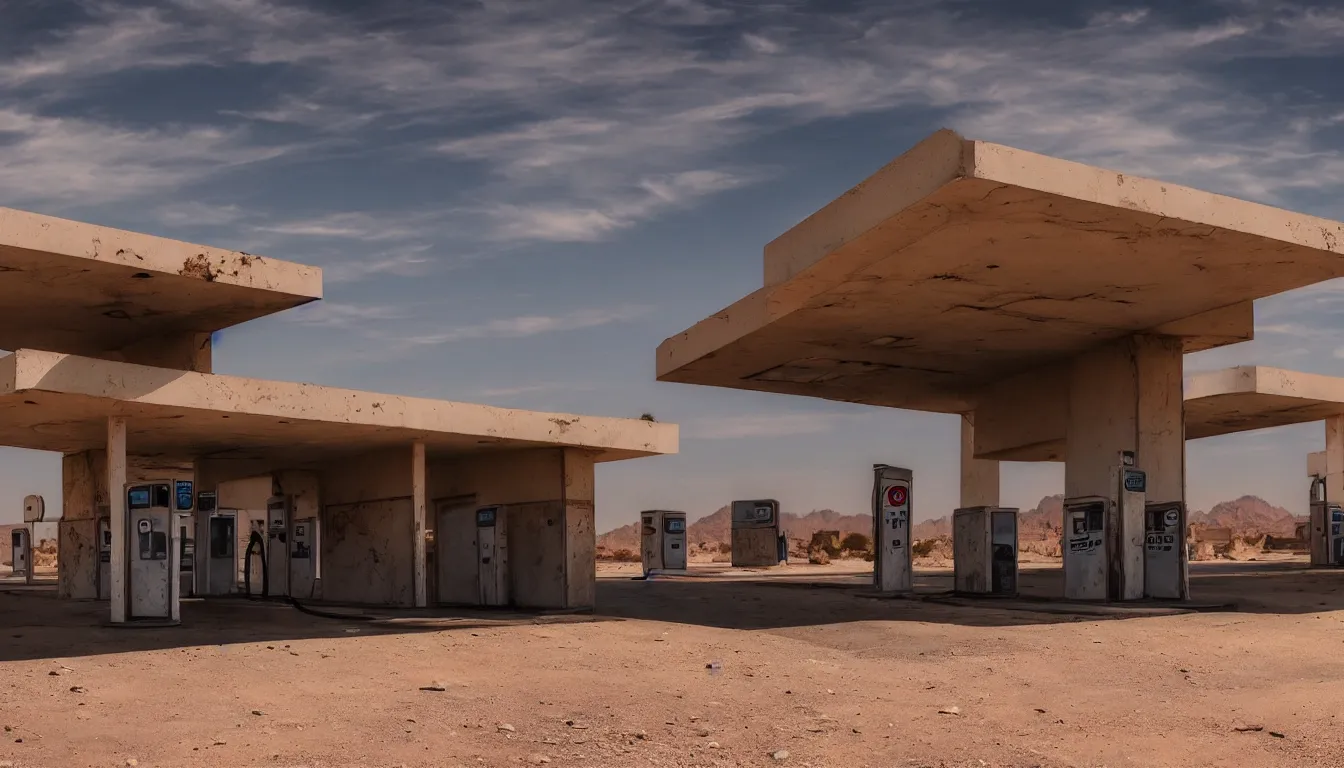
[436,500,478,605]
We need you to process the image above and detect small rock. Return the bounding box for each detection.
[289,651,299,656]
[497,723,516,733]
[527,755,550,765]
[706,741,720,749]
[0,759,13,767]
[420,683,448,692]
[69,686,85,693]
[633,730,647,740]
[771,749,790,761]
[1034,708,1047,714]
[565,720,588,729]
[542,738,558,745]
[213,739,227,746]
[938,706,960,716]
[251,710,264,716]
[696,728,711,737]
[1270,731,1286,738]
[126,760,139,767]
[852,727,863,734]
[48,670,59,676]
[1234,724,1264,733]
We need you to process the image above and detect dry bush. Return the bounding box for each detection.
[717,542,732,555]
[840,532,871,554]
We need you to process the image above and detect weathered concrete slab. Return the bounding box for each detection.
[0,349,677,463]
[1184,366,1344,439]
[657,130,1344,413]
[0,207,321,358]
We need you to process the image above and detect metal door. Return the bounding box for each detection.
[206,512,237,595]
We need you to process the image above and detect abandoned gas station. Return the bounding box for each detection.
[657,129,1344,603]
[0,206,677,625]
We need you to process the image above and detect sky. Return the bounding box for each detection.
[2,0,1344,530]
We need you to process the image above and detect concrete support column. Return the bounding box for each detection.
[959,413,1000,508]
[1326,416,1344,505]
[411,441,427,608]
[1064,335,1184,499]
[1064,335,1183,600]
[562,449,597,609]
[107,417,127,624]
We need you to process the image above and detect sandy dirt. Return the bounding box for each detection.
[3,558,1343,767]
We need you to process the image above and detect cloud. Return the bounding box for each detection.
[283,302,406,329]
[477,382,574,398]
[687,412,857,440]
[0,107,289,206]
[399,305,651,348]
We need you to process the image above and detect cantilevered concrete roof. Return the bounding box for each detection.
[0,350,676,464]
[656,130,1344,413]
[1184,366,1344,440]
[0,207,322,356]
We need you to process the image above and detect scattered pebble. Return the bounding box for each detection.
[251,710,264,716]
[852,727,863,734]
[706,741,720,749]
[420,682,448,692]
[771,749,790,761]
[125,760,139,767]
[938,706,961,716]
[497,723,516,733]
[527,755,550,765]
[1234,724,1264,733]
[47,670,59,676]
[696,728,711,737]
[69,686,85,693]
[1270,731,1286,739]
[565,720,588,729]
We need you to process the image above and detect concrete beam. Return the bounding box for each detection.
[971,363,1068,461]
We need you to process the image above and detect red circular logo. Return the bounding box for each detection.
[886,485,907,507]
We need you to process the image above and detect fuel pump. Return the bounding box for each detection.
[872,465,913,593]
[175,481,195,598]
[266,495,291,597]
[640,511,660,574]
[1062,453,1146,601]
[1309,474,1344,567]
[476,506,508,606]
[289,516,318,599]
[1144,501,1188,599]
[9,527,30,578]
[97,515,111,600]
[204,505,238,595]
[640,510,689,576]
[124,482,182,622]
[952,506,1019,596]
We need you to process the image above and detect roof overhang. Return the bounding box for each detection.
[656,129,1344,413]
[0,207,322,356]
[0,350,677,464]
[1184,366,1344,440]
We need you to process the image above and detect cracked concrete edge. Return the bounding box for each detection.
[0,206,322,299]
[7,349,679,459]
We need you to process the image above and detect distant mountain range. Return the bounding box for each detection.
[597,494,1304,552]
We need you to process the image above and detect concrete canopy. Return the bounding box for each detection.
[0,349,676,465]
[0,207,321,358]
[656,130,1344,413]
[1184,366,1344,440]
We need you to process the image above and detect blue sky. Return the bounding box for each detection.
[2,0,1344,529]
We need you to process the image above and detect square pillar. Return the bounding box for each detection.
[107,417,127,624]
[1326,417,1344,504]
[959,413,1000,508]
[412,442,427,608]
[1064,335,1184,600]
[562,449,597,609]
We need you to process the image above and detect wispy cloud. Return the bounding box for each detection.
[283,302,407,329]
[400,305,651,348]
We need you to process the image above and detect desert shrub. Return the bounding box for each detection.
[840,532,871,553]
[609,549,641,563]
[717,542,732,554]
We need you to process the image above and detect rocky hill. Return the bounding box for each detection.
[597,494,1302,555]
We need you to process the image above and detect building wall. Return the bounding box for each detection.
[318,449,414,606]
[427,448,598,610]
[217,475,276,593]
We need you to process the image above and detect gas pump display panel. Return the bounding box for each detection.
[664,517,686,534]
[476,507,498,527]
[175,480,194,511]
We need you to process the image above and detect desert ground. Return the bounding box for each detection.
[3,558,1344,768]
